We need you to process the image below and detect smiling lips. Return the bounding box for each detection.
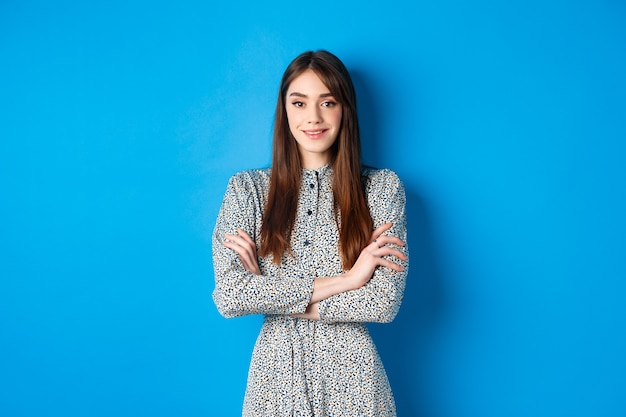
[302,129,328,139]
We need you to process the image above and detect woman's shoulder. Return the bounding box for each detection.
[361,167,406,210]
[361,166,403,188]
[222,168,272,202]
[227,167,271,187]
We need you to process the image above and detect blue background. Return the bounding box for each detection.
[1,1,625,416]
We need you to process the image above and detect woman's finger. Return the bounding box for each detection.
[377,257,405,272]
[383,247,409,261]
[224,233,256,254]
[223,229,261,274]
[223,234,254,262]
[222,239,251,263]
[369,222,393,244]
[233,228,256,249]
[224,231,252,247]
[223,240,258,272]
[369,244,408,261]
[376,235,406,248]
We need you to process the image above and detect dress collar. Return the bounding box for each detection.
[302,163,332,178]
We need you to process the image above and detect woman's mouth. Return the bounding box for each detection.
[303,129,327,139]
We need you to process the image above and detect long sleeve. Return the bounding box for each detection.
[317,169,409,324]
[212,171,315,318]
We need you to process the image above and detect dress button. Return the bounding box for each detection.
[309,183,315,189]
[304,240,310,246]
[307,209,312,215]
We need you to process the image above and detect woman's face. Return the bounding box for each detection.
[285,69,342,169]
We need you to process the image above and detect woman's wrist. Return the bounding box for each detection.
[310,274,354,304]
[340,270,361,292]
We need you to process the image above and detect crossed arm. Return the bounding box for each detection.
[212,170,408,323]
[222,222,407,321]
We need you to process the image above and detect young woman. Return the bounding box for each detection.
[213,50,409,417]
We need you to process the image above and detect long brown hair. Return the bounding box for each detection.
[259,50,372,269]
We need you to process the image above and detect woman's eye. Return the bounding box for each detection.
[292,101,304,107]
[322,101,336,108]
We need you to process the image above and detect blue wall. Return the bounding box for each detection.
[1,1,625,416]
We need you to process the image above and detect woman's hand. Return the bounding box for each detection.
[344,222,407,289]
[222,228,261,275]
[291,302,320,320]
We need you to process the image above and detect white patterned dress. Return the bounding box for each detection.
[212,164,408,417]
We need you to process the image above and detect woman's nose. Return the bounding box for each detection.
[306,106,322,123]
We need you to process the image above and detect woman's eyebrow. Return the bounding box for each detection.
[288,92,334,98]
